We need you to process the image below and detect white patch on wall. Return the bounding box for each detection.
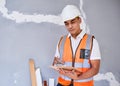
[0,0,120,86]
[0,0,63,25]
[94,72,120,86]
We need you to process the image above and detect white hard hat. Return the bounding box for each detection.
[61,5,81,22]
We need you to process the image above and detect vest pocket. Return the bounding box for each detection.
[80,49,90,59]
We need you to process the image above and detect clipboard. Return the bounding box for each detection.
[50,66,76,71]
[50,65,82,76]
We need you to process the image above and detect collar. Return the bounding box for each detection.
[67,30,86,39]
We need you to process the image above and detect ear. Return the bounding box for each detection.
[79,17,82,23]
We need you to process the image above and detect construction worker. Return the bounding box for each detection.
[52,5,101,86]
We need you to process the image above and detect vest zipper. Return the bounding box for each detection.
[70,36,84,74]
[69,35,86,85]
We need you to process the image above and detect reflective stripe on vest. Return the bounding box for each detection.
[60,75,93,82]
[58,34,94,84]
[64,60,91,68]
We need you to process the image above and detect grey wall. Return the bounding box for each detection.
[0,0,120,86]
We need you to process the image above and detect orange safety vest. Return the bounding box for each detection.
[58,34,94,86]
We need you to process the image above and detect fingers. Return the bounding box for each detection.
[59,68,65,75]
[52,57,64,66]
[55,57,64,64]
[52,57,58,65]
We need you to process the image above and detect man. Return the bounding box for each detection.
[52,5,101,86]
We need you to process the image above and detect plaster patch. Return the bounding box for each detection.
[94,72,120,86]
[0,0,63,25]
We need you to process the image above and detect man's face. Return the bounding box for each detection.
[64,17,81,38]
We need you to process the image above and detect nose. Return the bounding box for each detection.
[68,24,72,29]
